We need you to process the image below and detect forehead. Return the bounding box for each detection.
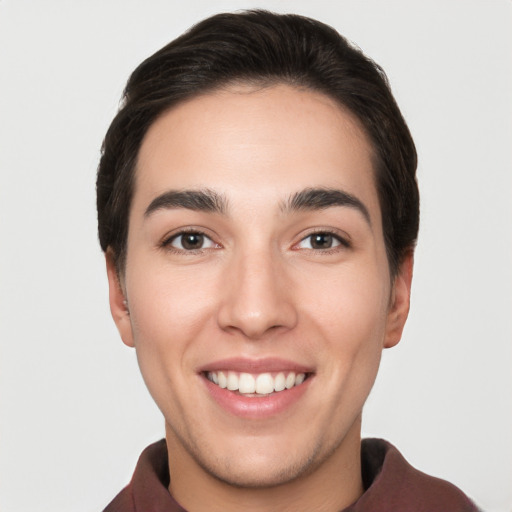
[133,84,379,220]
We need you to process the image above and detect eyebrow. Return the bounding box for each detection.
[283,187,371,225]
[144,186,370,225]
[144,189,227,217]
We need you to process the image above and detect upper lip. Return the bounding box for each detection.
[198,357,314,374]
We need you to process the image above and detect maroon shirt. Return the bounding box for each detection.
[103,438,480,511]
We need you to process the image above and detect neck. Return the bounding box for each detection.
[166,418,364,512]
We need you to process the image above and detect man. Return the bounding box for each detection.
[97,10,479,511]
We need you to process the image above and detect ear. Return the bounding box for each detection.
[105,249,135,348]
[383,251,414,349]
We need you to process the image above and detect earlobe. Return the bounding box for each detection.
[105,250,135,348]
[384,251,414,349]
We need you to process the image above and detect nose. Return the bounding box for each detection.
[217,248,298,340]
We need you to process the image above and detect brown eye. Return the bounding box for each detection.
[296,232,348,250]
[310,233,335,249]
[168,232,216,251]
[181,233,204,250]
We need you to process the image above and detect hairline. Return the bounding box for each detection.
[113,79,401,278]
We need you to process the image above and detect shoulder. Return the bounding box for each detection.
[103,485,134,512]
[102,439,173,512]
[349,438,481,512]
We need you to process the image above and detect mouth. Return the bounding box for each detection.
[199,358,314,418]
[204,370,309,397]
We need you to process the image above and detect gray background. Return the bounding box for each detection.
[1,1,511,511]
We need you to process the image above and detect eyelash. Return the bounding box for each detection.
[294,229,351,253]
[161,229,219,254]
[160,228,351,255]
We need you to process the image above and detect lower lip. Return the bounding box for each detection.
[203,375,312,419]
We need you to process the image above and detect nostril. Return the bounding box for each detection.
[217,303,298,340]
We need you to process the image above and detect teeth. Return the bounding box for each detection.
[285,373,296,389]
[255,373,274,394]
[227,371,238,391]
[295,373,305,385]
[274,372,286,392]
[206,370,307,395]
[239,373,256,393]
[218,371,227,389]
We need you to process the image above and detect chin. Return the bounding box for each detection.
[200,452,317,489]
[181,431,328,489]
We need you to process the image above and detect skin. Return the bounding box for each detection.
[107,84,413,512]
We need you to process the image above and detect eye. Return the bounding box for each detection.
[166,231,217,251]
[296,232,348,250]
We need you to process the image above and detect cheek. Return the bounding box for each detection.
[123,259,220,391]
[127,259,219,339]
[305,261,389,331]
[301,262,390,376]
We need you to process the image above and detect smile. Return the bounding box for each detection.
[205,371,308,396]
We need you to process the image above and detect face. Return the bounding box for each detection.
[107,84,411,491]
